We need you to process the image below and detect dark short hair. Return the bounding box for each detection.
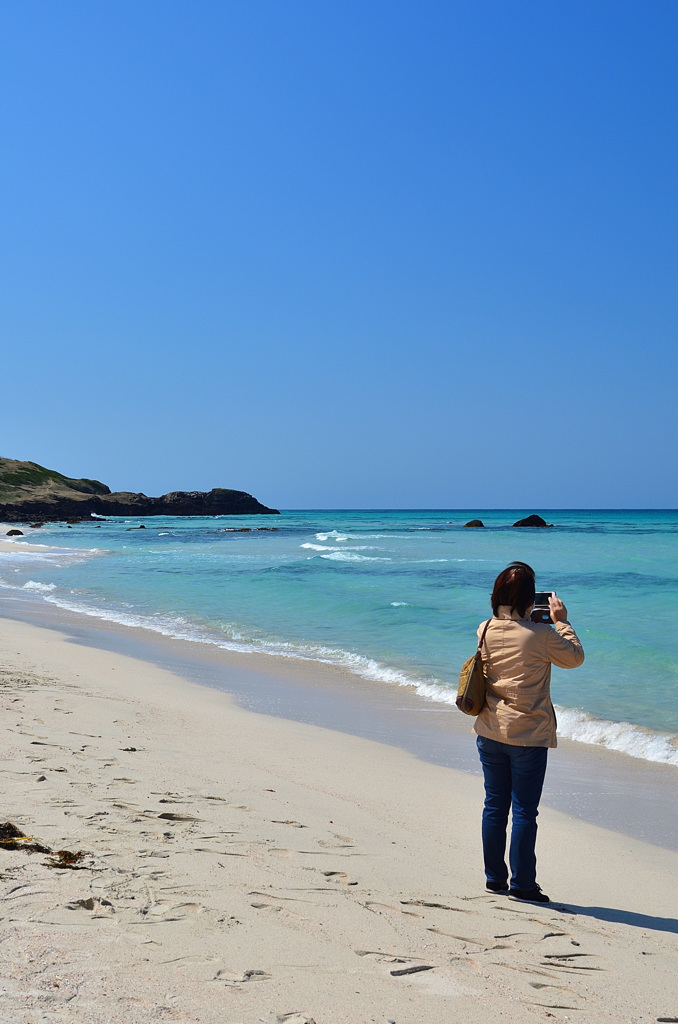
[491,561,536,617]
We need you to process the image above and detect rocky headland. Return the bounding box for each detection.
[0,457,279,523]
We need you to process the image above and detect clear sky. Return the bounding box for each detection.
[1,0,676,509]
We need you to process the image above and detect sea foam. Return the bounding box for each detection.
[320,551,390,563]
[554,705,678,767]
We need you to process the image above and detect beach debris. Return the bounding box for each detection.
[46,849,89,869]
[276,1014,317,1023]
[390,964,435,977]
[121,746,137,751]
[0,822,51,855]
[158,812,201,821]
[0,823,89,868]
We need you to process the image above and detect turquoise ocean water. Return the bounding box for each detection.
[2,509,677,767]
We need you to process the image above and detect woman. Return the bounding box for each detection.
[475,561,584,903]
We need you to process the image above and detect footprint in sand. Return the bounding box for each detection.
[317,834,356,848]
[277,1014,317,1024]
[214,968,271,985]
[66,897,114,914]
[401,898,467,911]
[138,900,204,922]
[157,812,202,822]
[354,951,436,976]
[355,949,422,965]
[363,900,424,918]
[322,870,357,886]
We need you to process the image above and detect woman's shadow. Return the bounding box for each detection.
[553,902,678,935]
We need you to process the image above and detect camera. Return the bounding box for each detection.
[531,591,554,624]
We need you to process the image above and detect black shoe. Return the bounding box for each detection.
[486,880,509,893]
[508,885,550,903]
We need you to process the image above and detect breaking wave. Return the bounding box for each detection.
[406,682,678,767]
[555,705,678,767]
[22,580,57,592]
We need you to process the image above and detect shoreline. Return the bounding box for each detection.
[1,611,677,1022]
[3,512,678,774]
[1,592,677,853]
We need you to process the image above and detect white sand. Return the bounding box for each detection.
[1,615,677,1024]
[0,524,55,554]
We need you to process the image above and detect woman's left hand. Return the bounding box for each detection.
[549,594,568,623]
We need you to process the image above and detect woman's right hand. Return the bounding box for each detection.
[549,594,568,623]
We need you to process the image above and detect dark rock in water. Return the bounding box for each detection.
[6,528,23,536]
[513,514,553,528]
[29,522,44,528]
[138,524,146,529]
[0,456,279,523]
[463,519,485,528]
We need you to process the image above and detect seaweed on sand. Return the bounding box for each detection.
[45,850,88,870]
[0,821,51,855]
[0,821,89,867]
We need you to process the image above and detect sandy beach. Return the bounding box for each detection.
[0,614,677,1024]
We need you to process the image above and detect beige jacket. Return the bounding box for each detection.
[473,606,585,748]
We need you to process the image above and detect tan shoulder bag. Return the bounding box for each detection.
[456,618,491,716]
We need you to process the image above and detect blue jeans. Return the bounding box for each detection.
[476,735,548,891]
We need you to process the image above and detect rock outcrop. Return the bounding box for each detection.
[0,457,279,523]
[463,519,485,528]
[512,514,553,528]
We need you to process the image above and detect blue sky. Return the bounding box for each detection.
[1,0,676,508]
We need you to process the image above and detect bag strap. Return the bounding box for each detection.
[477,617,492,652]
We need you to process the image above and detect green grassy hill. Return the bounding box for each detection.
[0,458,111,503]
